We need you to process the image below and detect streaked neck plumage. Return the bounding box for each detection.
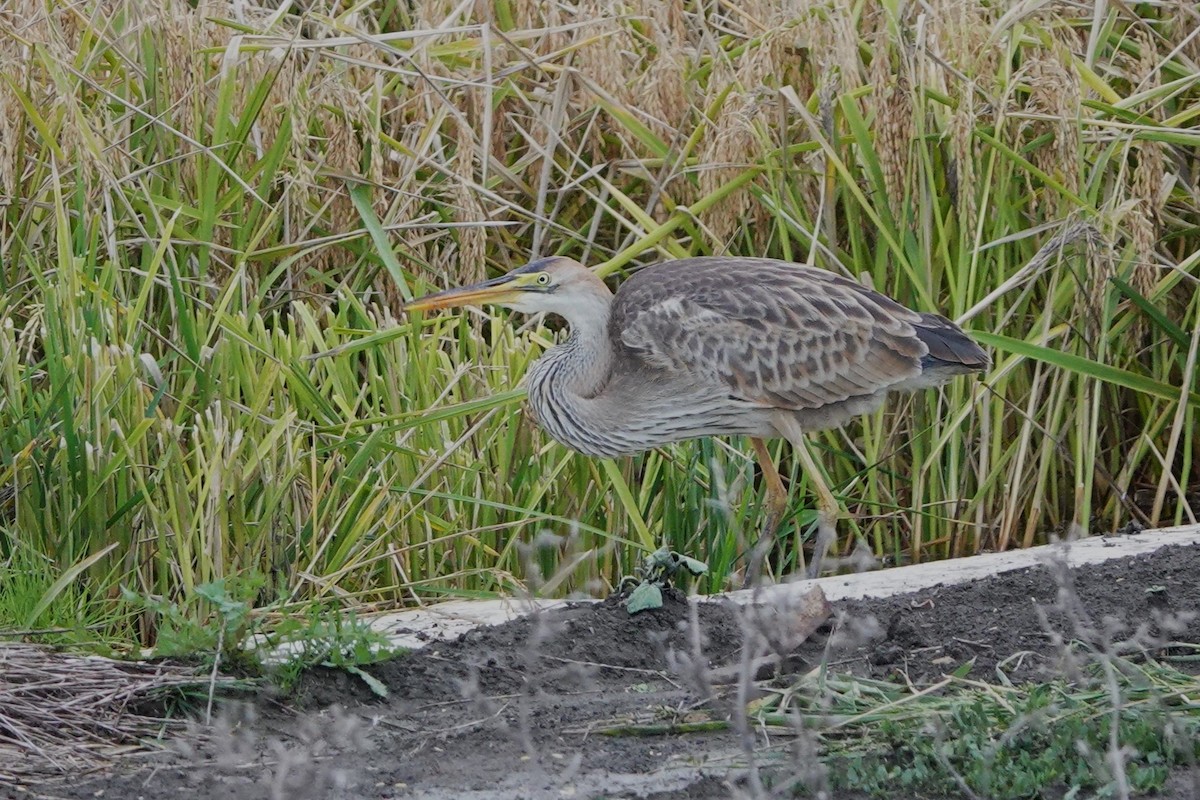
[535,287,614,399]
[524,286,623,456]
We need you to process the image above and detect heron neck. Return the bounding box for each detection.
[553,294,614,397]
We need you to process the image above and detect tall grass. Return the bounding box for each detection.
[0,0,1197,646]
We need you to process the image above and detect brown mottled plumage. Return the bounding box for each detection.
[406,256,989,580]
[612,258,983,414]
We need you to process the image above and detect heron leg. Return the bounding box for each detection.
[772,416,841,578]
[744,437,787,588]
[792,437,840,578]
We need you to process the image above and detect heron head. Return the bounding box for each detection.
[404,257,608,317]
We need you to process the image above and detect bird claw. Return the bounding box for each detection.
[806,511,839,578]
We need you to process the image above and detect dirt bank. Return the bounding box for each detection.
[18,540,1200,799]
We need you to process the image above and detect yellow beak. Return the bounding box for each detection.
[404,275,525,313]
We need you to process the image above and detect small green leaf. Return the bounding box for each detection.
[951,658,976,679]
[797,509,820,527]
[645,546,673,569]
[677,555,709,577]
[1111,277,1190,349]
[349,183,411,302]
[341,664,389,698]
[626,582,663,615]
[195,580,251,620]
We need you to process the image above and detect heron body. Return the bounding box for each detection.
[406,255,988,579]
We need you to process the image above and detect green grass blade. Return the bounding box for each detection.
[976,331,1200,407]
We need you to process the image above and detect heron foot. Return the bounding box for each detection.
[805,507,839,579]
[742,506,783,590]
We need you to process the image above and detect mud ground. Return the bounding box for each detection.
[14,538,1200,800]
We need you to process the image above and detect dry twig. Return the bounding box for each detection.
[0,643,218,780]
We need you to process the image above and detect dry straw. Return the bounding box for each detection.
[449,119,488,282]
[1173,0,1200,63]
[697,21,802,248]
[698,71,761,246]
[0,643,213,779]
[573,0,636,107]
[933,0,998,91]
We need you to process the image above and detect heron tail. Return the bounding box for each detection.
[914,312,990,374]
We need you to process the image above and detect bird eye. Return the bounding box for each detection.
[536,273,550,285]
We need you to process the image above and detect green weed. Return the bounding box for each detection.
[826,671,1200,797]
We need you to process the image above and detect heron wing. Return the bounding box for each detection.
[610,258,929,410]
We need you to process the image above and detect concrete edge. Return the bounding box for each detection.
[267,524,1200,658]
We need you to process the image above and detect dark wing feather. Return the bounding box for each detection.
[610,257,930,410]
[914,312,992,370]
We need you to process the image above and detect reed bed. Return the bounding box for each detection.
[0,0,1197,646]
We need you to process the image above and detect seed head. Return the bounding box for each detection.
[872,40,914,216]
[949,90,980,237]
[1129,29,1167,302]
[1019,49,1081,216]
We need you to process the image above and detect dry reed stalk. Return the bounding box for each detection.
[0,643,215,779]
[1,1,77,173]
[1129,144,1165,296]
[409,0,458,28]
[696,19,804,248]
[947,0,989,46]
[141,0,376,273]
[779,0,872,246]
[698,69,759,246]
[1170,0,1200,62]
[314,81,369,273]
[152,1,230,185]
[290,13,384,274]
[0,53,19,210]
[738,0,865,94]
[511,0,569,54]
[376,107,426,263]
[1076,220,1117,338]
[818,1,867,96]
[927,0,998,238]
[335,10,382,92]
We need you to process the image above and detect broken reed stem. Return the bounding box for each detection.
[0,643,223,778]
